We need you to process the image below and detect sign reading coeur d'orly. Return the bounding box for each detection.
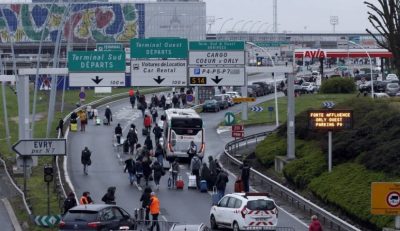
[130,38,188,86]
[188,41,245,86]
[68,50,126,87]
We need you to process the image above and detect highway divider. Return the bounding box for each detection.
[223,131,361,231]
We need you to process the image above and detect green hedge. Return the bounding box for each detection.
[255,133,286,168]
[319,77,356,93]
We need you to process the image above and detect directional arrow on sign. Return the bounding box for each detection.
[91,76,103,84]
[211,76,223,84]
[153,76,165,84]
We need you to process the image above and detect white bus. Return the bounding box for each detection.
[162,108,205,159]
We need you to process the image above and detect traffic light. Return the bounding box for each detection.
[44,165,53,182]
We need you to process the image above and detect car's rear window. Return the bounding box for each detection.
[247,199,276,210]
[63,210,98,221]
[388,83,399,88]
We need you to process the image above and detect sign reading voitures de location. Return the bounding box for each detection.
[371,182,400,215]
[12,139,67,156]
[96,43,123,51]
[189,41,245,86]
[68,51,125,72]
[131,60,187,86]
[308,109,353,130]
[130,38,188,59]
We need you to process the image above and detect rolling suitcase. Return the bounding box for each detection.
[70,123,77,132]
[211,186,220,205]
[199,180,208,192]
[176,175,184,190]
[188,174,197,189]
[234,178,244,193]
[134,208,145,222]
[95,118,101,125]
[142,128,149,136]
[103,118,109,125]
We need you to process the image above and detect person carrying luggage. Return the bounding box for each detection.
[92,108,99,124]
[165,94,172,109]
[124,157,136,185]
[208,156,217,188]
[140,187,152,224]
[144,114,152,134]
[160,94,166,109]
[215,170,229,201]
[115,123,123,144]
[171,159,180,188]
[151,107,158,124]
[152,123,162,144]
[142,156,152,187]
[190,155,202,188]
[135,160,144,185]
[81,147,91,175]
[104,105,112,125]
[152,160,164,190]
[127,128,138,154]
[78,110,87,132]
[144,135,153,152]
[63,192,77,214]
[187,141,197,162]
[154,144,164,167]
[101,186,116,205]
[200,162,211,190]
[148,192,160,231]
[240,160,251,192]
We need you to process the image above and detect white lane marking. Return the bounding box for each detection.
[161,215,167,222]
[217,126,231,134]
[217,155,308,228]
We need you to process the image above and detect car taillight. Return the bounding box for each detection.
[58,221,65,229]
[168,143,174,152]
[87,221,101,228]
[241,206,248,218]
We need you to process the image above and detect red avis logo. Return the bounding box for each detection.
[303,49,326,58]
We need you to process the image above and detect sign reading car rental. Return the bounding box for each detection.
[131,60,187,86]
[130,38,188,59]
[68,51,125,72]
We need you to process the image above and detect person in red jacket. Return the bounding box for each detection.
[144,114,152,133]
[309,215,323,231]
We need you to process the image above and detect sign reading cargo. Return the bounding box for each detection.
[308,109,353,130]
[68,50,126,87]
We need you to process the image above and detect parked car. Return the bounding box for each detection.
[386,82,400,96]
[386,73,399,81]
[222,94,234,106]
[210,193,278,231]
[301,82,318,93]
[202,99,220,112]
[226,91,241,104]
[170,223,210,231]
[213,94,229,109]
[249,84,264,97]
[247,87,256,97]
[59,204,136,230]
[252,81,272,94]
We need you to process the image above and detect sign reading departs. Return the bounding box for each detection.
[12,139,67,156]
[371,182,400,215]
[308,109,353,130]
[68,51,125,72]
[130,38,188,59]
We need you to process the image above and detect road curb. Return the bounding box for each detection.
[1,198,22,231]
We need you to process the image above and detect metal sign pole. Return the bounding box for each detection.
[396,215,400,229]
[242,50,248,121]
[23,157,27,196]
[328,131,332,172]
[287,54,296,159]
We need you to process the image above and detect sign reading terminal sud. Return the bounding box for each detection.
[68,51,125,72]
[308,109,353,130]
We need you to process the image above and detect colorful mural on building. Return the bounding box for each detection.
[0,3,144,43]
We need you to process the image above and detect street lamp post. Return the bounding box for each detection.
[256,22,268,33]
[240,20,253,32]
[218,18,233,34]
[188,16,207,40]
[247,42,279,127]
[248,21,262,33]
[231,20,245,32]
[207,17,223,33]
[349,41,374,98]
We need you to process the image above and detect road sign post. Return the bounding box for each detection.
[231,124,244,139]
[224,112,236,126]
[371,182,400,228]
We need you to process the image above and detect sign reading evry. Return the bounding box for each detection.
[308,109,353,130]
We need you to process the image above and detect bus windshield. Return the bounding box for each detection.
[171,118,202,135]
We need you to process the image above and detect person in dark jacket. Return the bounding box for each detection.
[115,123,123,144]
[240,160,251,192]
[81,147,91,175]
[101,186,116,205]
[154,143,164,167]
[151,107,158,124]
[172,93,179,108]
[104,105,112,125]
[152,123,162,144]
[215,170,229,201]
[127,128,138,155]
[135,159,143,185]
[130,95,136,109]
[200,163,211,190]
[208,156,217,187]
[63,192,77,214]
[309,215,323,231]
[57,118,64,137]
[124,158,136,185]
[144,135,153,151]
[142,157,152,186]
[160,95,166,109]
[140,186,152,224]
[152,161,164,190]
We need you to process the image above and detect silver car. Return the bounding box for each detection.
[386,83,400,96]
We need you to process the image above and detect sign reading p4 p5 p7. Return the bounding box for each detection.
[189,41,245,86]
[130,38,188,86]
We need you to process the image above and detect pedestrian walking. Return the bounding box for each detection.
[101,186,116,205]
[115,123,123,144]
[140,187,152,224]
[124,157,136,185]
[200,163,212,190]
[130,95,136,109]
[190,154,201,188]
[56,118,64,137]
[208,156,217,188]
[129,88,134,97]
[144,114,152,133]
[142,156,152,187]
[92,107,99,124]
[79,191,92,205]
[151,107,158,124]
[135,159,144,186]
[144,135,153,152]
[152,160,164,190]
[78,110,87,132]
[240,160,251,192]
[309,215,323,231]
[171,159,180,188]
[154,144,164,167]
[160,94,166,109]
[127,128,138,154]
[187,141,197,162]
[63,192,77,214]
[105,105,113,125]
[81,147,91,175]
[215,169,229,201]
[148,192,160,231]
[172,93,179,108]
[152,124,162,144]
[165,94,172,109]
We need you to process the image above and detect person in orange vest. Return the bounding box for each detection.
[148,192,160,231]
[79,191,93,205]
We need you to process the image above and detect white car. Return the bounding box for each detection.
[210,193,278,231]
[386,73,399,81]
[226,92,241,104]
[301,82,318,93]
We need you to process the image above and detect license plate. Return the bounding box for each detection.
[255,217,269,221]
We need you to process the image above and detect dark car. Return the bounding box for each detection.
[249,84,264,97]
[202,99,220,112]
[253,81,273,94]
[247,87,256,97]
[59,204,136,230]
[213,95,229,109]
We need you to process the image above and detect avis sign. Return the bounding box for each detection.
[303,49,326,59]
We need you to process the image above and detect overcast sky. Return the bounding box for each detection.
[205,0,378,33]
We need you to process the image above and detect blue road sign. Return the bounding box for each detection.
[322,101,335,109]
[79,91,86,99]
[186,94,194,102]
[251,106,264,112]
[268,106,274,112]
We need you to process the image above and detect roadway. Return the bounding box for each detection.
[66,71,307,230]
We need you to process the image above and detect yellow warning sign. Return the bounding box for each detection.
[371,182,400,215]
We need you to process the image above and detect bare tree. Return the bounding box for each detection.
[365,0,400,72]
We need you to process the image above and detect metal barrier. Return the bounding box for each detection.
[224,132,361,231]
[135,220,177,231]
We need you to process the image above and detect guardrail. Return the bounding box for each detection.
[224,132,361,231]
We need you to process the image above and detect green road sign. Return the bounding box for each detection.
[224,112,236,126]
[130,38,188,59]
[189,41,245,50]
[254,41,289,47]
[96,43,123,51]
[68,51,125,72]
